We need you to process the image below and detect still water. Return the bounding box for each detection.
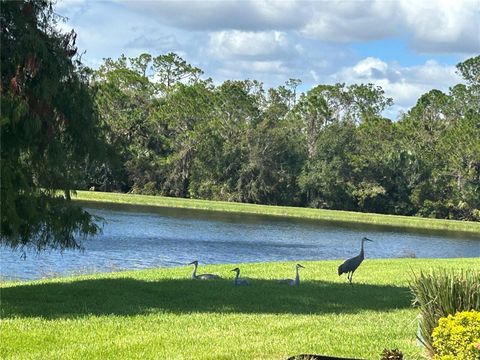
[1,202,479,280]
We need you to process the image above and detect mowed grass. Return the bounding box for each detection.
[2,258,479,359]
[73,190,480,234]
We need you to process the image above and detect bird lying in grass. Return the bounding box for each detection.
[231,267,249,285]
[278,263,305,286]
[188,260,221,280]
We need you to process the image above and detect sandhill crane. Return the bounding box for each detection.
[188,260,221,280]
[231,267,249,285]
[278,264,305,286]
[338,237,373,285]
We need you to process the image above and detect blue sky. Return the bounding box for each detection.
[56,0,480,118]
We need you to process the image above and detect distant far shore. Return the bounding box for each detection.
[73,190,480,234]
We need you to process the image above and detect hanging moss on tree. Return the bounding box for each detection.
[0,0,105,250]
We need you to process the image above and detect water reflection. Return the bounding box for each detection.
[1,201,479,280]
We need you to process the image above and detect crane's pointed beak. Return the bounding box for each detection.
[364,238,373,242]
[188,261,197,265]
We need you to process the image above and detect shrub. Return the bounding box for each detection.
[380,348,403,359]
[409,269,480,356]
[432,310,480,360]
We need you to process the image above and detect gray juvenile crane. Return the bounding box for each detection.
[231,267,249,285]
[188,260,221,280]
[338,237,373,285]
[278,264,305,286]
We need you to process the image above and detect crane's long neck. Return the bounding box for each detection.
[191,263,198,279]
[359,240,366,259]
[295,267,300,285]
[234,271,240,284]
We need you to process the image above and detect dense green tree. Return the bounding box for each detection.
[190,80,262,201]
[456,55,480,85]
[293,84,345,158]
[81,49,479,221]
[395,90,449,217]
[235,85,306,205]
[299,121,358,209]
[351,117,413,214]
[92,53,209,195]
[345,83,393,123]
[156,81,214,197]
[1,0,104,250]
[1,9,477,256]
[426,57,480,220]
[92,54,158,193]
[293,83,392,158]
[296,83,394,210]
[396,56,480,220]
[433,115,480,220]
[152,52,203,91]
[90,52,479,220]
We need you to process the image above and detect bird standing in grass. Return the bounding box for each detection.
[231,267,249,285]
[188,260,221,280]
[338,237,373,285]
[278,264,305,286]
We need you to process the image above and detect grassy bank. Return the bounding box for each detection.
[1,258,479,359]
[73,190,480,234]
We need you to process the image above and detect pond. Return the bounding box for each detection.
[1,201,479,280]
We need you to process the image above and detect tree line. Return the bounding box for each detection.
[1,1,478,251]
[86,53,480,222]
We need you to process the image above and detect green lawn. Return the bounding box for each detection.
[73,190,480,234]
[2,258,479,359]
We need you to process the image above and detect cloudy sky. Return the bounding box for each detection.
[56,0,480,118]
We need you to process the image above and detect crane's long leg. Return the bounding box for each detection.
[349,271,355,286]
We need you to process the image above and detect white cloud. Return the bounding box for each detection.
[253,0,305,24]
[120,0,479,54]
[400,0,480,53]
[351,57,389,79]
[300,1,397,42]
[207,30,290,59]
[330,57,463,118]
[124,34,180,54]
[238,60,288,73]
[120,0,308,31]
[51,0,474,116]
[53,1,199,68]
[310,70,320,82]
[212,59,291,85]
[55,0,87,11]
[301,0,480,53]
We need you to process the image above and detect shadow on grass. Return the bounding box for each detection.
[1,278,411,319]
